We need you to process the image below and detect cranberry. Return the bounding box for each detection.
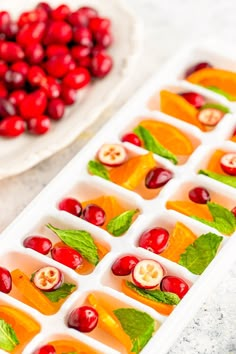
[79,56,91,68]
[47,98,65,120]
[34,345,56,354]
[94,30,113,48]
[111,255,139,276]
[60,85,76,105]
[0,60,7,79]
[91,52,113,78]
[0,42,24,62]
[231,206,236,217]
[0,116,25,137]
[92,45,105,56]
[20,90,47,119]
[121,133,142,146]
[0,12,11,32]
[45,54,74,78]
[185,62,212,77]
[9,90,27,107]
[27,66,46,86]
[18,9,47,27]
[82,204,106,226]
[89,17,111,33]
[63,67,90,90]
[68,7,98,27]
[188,186,210,204]
[145,167,173,189]
[0,82,7,98]
[51,5,71,21]
[51,246,83,269]
[23,236,52,255]
[36,2,52,15]
[160,276,189,299]
[3,22,18,40]
[139,227,170,254]
[0,98,16,118]
[73,27,93,47]
[0,267,12,294]
[68,306,98,332]
[25,43,44,64]
[17,22,46,47]
[46,44,69,58]
[40,77,61,99]
[220,153,236,176]
[71,46,91,62]
[28,115,50,135]
[33,266,63,291]
[4,70,25,90]
[11,61,29,77]
[180,92,205,109]
[58,198,82,216]
[45,21,72,45]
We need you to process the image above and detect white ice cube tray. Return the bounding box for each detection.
[2,41,236,354]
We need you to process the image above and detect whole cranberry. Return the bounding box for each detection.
[0,11,11,32]
[58,198,82,216]
[25,43,44,64]
[231,206,236,217]
[78,56,91,68]
[0,116,25,137]
[45,54,74,78]
[0,60,8,79]
[0,98,16,118]
[82,204,106,226]
[0,267,12,293]
[180,92,205,109]
[51,5,71,21]
[94,30,113,48]
[18,9,48,27]
[68,7,98,27]
[0,82,7,98]
[4,70,25,90]
[121,133,142,146]
[60,85,76,105]
[73,27,93,47]
[23,236,52,255]
[63,67,90,89]
[188,186,211,204]
[34,344,56,354]
[161,276,189,299]
[139,227,170,254]
[9,90,27,107]
[27,115,50,135]
[44,21,72,45]
[0,42,24,62]
[185,62,212,77]
[46,44,69,58]
[68,306,98,333]
[89,17,111,33]
[145,167,173,189]
[91,52,113,78]
[40,77,61,99]
[47,98,65,120]
[71,46,91,62]
[36,2,52,14]
[111,255,139,276]
[27,66,46,86]
[3,22,18,40]
[17,22,46,47]
[11,61,29,77]
[20,90,47,119]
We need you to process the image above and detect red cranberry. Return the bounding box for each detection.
[94,30,113,48]
[139,227,170,254]
[60,85,76,105]
[18,9,48,27]
[68,306,98,333]
[0,116,25,137]
[180,92,205,109]
[0,82,7,98]
[63,67,90,89]
[45,54,74,78]
[17,22,46,47]
[121,133,142,146]
[4,70,25,90]
[47,98,65,120]
[51,5,71,21]
[111,255,139,276]
[28,115,50,135]
[51,246,83,269]
[145,167,173,189]
[68,7,98,27]
[28,66,46,86]
[23,236,52,255]
[92,45,105,56]
[25,43,44,64]
[3,22,18,40]
[231,206,236,217]
[71,46,91,62]
[82,204,106,226]
[91,52,113,78]
[0,11,10,31]
[73,27,93,47]
[45,21,72,45]
[188,186,210,204]
[185,62,212,77]
[34,345,56,354]
[0,98,16,118]
[89,17,111,33]
[40,77,61,99]
[9,90,27,107]
[11,61,29,77]
[161,276,189,299]
[0,60,7,79]
[0,267,12,294]
[79,56,91,68]
[36,2,52,14]
[46,44,69,58]
[0,42,24,62]
[20,90,47,119]
[58,198,82,216]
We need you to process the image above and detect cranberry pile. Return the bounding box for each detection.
[0,3,113,137]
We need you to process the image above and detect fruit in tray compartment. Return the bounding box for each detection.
[111,255,139,276]
[132,259,164,289]
[36,339,99,354]
[185,62,212,77]
[34,345,56,354]
[166,200,213,220]
[197,108,224,126]
[23,236,52,255]
[68,305,99,332]
[51,246,83,270]
[220,153,236,175]
[121,132,142,146]
[180,92,205,108]
[145,167,173,189]
[0,266,12,293]
[188,186,211,204]
[160,276,189,299]
[58,197,82,216]
[82,204,106,226]
[33,266,63,291]
[97,144,127,167]
[139,227,170,254]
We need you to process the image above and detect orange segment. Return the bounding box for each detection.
[166,200,213,221]
[49,339,98,354]
[186,68,236,97]
[160,222,197,262]
[207,150,227,175]
[139,120,194,155]
[121,280,173,316]
[160,90,204,130]
[110,152,156,190]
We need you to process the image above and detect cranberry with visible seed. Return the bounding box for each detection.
[58,198,82,216]
[73,27,93,47]
[91,52,113,78]
[63,67,90,89]
[60,85,76,105]
[139,227,170,254]
[28,66,46,86]
[0,98,16,118]
[0,12,11,32]
[23,236,52,255]
[145,167,173,189]
[89,17,111,33]
[82,204,106,226]
[51,5,71,21]
[188,186,211,204]
[220,153,236,176]
[0,82,7,98]
[11,61,29,77]
[17,22,46,47]
[28,115,50,135]
[33,266,63,291]
[0,116,25,137]
[111,255,139,276]
[0,267,12,294]
[40,77,61,99]
[47,98,65,120]
[45,54,74,78]
[46,44,69,58]
[44,21,72,45]
[9,90,27,107]
[94,30,113,48]
[121,133,142,146]
[34,345,56,354]
[180,92,205,109]
[25,43,44,65]
[20,89,47,119]
[51,246,83,269]
[68,7,98,27]
[4,70,25,90]
[0,42,24,62]
[0,60,7,79]
[185,62,212,77]
[161,276,189,299]
[71,46,91,62]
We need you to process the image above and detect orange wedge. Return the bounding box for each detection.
[110,152,156,190]
[186,68,236,96]
[160,90,204,130]
[139,120,194,155]
[160,222,197,262]
[166,200,213,221]
[49,339,98,354]
[207,150,227,175]
[231,135,236,142]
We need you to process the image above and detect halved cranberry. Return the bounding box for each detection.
[89,17,111,33]
[46,44,69,58]
[160,275,189,299]
[20,90,47,119]
[23,236,52,255]
[34,345,56,354]
[45,21,72,45]
[60,85,76,105]
[91,52,113,78]
[33,266,63,291]
[0,98,16,118]
[27,115,50,135]
[45,54,74,78]
[185,62,212,77]
[68,7,98,27]
[63,67,90,89]
[27,66,46,86]
[58,198,82,216]
[97,144,127,166]
[0,116,25,137]
[82,204,106,226]
[94,30,113,48]
[188,186,210,204]
[180,92,205,109]
[139,227,169,254]
[198,108,224,126]
[9,90,27,107]
[25,43,44,64]
[132,259,164,289]
[40,77,61,99]
[51,4,71,21]
[51,246,83,269]
[47,98,65,120]
[0,267,12,294]
[4,70,25,90]
[68,306,98,332]
[145,167,173,189]
[17,22,46,47]
[111,255,139,276]
[0,41,24,62]
[73,27,93,47]
[121,132,142,146]
[220,153,236,176]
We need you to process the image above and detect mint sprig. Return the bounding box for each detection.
[106,209,138,236]
[205,86,236,101]
[0,319,19,352]
[200,102,230,113]
[88,160,110,180]
[126,281,180,305]
[42,283,76,303]
[134,125,178,164]
[113,308,155,354]
[47,224,99,265]
[179,233,223,274]
[199,169,236,188]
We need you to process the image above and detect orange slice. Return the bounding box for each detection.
[186,68,236,96]
[49,339,98,354]
[139,120,194,155]
[160,90,204,130]
[160,222,197,262]
[166,200,213,221]
[110,152,156,190]
[207,150,227,175]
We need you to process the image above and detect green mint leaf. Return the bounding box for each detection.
[199,169,236,188]
[178,233,223,274]
[205,86,236,101]
[133,126,178,164]
[88,160,110,180]
[0,319,19,352]
[113,308,155,354]
[47,224,99,265]
[126,281,180,305]
[106,209,138,236]
[42,283,76,303]
[200,102,230,113]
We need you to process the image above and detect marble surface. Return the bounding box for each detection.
[1,0,236,353]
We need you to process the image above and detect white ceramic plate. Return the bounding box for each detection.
[0,0,140,179]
